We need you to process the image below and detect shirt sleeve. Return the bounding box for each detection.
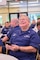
[1,28,4,34]
[7,28,14,39]
[30,32,40,49]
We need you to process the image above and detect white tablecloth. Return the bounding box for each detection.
[0,54,18,60]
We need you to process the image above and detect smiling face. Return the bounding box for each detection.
[19,15,30,29]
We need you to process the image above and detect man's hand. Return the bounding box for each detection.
[6,44,11,50]
[10,45,19,51]
[6,44,20,51]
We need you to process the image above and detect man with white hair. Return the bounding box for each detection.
[1,18,19,42]
[1,18,19,54]
[5,15,40,60]
[10,18,19,28]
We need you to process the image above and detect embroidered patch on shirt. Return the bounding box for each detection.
[28,31,30,33]
[7,31,9,34]
[24,35,30,38]
[13,33,17,36]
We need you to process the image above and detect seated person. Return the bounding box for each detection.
[10,18,19,29]
[1,18,19,54]
[1,22,10,34]
[1,18,19,42]
[30,20,36,29]
[4,15,40,60]
[37,19,40,54]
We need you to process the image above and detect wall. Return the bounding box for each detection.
[0,7,20,25]
[0,4,40,25]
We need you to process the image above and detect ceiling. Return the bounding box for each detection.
[6,0,40,3]
[0,0,40,7]
[7,0,38,2]
[7,0,26,1]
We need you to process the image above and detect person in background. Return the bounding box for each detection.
[37,18,40,23]
[6,18,19,40]
[37,19,40,54]
[31,18,40,33]
[5,15,40,60]
[1,18,19,54]
[1,22,10,34]
[1,18,19,42]
[30,20,36,29]
[10,18,19,28]
[1,22,10,53]
[37,21,40,36]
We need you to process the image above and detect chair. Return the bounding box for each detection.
[36,44,40,60]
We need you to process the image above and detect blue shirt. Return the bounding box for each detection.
[38,30,40,36]
[7,28,40,60]
[1,27,10,34]
[30,24,35,29]
[7,26,19,39]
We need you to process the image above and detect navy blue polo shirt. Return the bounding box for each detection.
[30,24,36,29]
[1,27,10,34]
[7,28,40,60]
[7,26,19,39]
[38,30,40,36]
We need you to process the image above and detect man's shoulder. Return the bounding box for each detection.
[28,28,37,35]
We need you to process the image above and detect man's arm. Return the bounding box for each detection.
[6,44,37,52]
[19,46,37,53]
[2,36,9,42]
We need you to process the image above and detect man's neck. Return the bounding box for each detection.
[21,26,30,31]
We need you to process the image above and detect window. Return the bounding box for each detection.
[28,12,40,22]
[9,13,19,21]
[9,12,28,21]
[0,16,2,24]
